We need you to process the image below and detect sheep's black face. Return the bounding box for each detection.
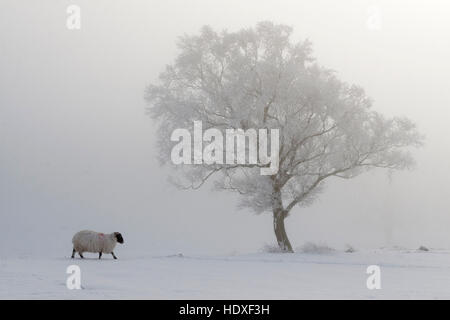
[114,232,124,244]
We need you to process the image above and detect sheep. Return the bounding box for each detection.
[71,230,124,259]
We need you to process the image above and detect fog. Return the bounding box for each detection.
[1,0,450,257]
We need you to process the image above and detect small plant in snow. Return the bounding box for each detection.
[298,242,336,254]
[345,245,356,253]
[167,253,184,258]
[261,243,286,253]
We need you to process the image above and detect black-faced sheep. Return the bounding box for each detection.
[71,230,124,259]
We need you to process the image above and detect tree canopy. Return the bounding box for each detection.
[145,22,422,252]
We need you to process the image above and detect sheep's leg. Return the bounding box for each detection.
[111,252,117,259]
[71,249,75,259]
[79,252,84,259]
[99,252,102,259]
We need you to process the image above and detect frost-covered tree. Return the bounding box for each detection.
[145,22,422,252]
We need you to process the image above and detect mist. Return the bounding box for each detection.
[1,0,450,258]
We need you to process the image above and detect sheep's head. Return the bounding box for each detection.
[114,232,124,244]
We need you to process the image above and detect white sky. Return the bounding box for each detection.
[1,0,450,257]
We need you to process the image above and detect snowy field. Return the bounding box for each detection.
[1,248,450,299]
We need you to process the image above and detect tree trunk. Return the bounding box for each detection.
[273,210,294,253]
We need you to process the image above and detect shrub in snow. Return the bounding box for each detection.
[71,230,124,259]
[261,244,286,253]
[167,253,184,258]
[345,245,356,253]
[298,242,336,254]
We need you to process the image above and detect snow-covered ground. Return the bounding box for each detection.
[1,248,450,299]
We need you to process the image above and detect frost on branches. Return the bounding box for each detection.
[145,22,423,252]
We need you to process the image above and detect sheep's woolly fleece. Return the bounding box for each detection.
[72,230,118,254]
